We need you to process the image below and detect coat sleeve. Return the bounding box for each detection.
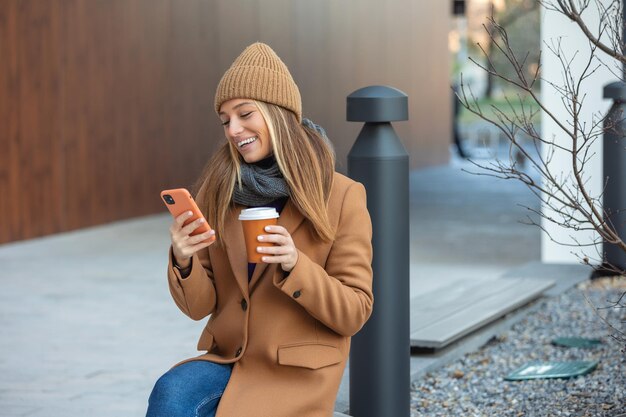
[274,182,374,336]
[167,245,217,321]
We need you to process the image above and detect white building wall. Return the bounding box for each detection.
[540,2,618,263]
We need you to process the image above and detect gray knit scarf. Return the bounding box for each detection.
[232,118,330,207]
[233,157,290,206]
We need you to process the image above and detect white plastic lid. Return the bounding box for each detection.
[238,207,280,220]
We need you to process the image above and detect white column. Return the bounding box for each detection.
[540,1,618,263]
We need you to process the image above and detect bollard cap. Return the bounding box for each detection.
[347,85,408,122]
[604,81,626,101]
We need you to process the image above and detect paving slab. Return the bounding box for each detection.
[409,278,554,349]
[0,215,196,417]
[501,260,591,295]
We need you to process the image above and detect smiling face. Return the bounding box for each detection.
[218,99,272,164]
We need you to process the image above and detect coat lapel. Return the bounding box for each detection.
[222,204,249,297]
[249,199,306,290]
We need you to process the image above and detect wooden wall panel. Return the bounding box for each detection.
[166,0,220,191]
[408,0,451,168]
[292,1,331,127]
[61,0,171,230]
[326,1,360,173]
[21,1,64,237]
[1,0,451,244]
[1,1,64,241]
[0,1,20,241]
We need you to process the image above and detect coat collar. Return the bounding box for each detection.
[222,199,306,295]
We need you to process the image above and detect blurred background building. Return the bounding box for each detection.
[0,0,451,244]
[1,0,616,267]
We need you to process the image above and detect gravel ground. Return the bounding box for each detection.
[410,277,626,417]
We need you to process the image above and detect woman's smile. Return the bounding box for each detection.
[236,136,258,149]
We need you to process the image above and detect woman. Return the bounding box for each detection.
[147,42,373,417]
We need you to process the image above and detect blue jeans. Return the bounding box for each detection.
[146,361,232,417]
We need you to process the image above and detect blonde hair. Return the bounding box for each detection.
[195,101,335,244]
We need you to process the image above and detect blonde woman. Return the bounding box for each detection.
[146,42,373,417]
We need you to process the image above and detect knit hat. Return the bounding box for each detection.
[214,42,302,122]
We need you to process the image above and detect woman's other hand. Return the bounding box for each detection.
[257,225,299,272]
[170,211,216,268]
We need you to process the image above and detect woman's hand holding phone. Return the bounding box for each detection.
[161,188,217,269]
[169,211,216,268]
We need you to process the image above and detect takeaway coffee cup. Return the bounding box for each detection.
[239,207,280,263]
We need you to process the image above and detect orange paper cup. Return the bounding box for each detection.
[239,207,280,263]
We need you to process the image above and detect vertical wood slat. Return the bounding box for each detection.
[7,1,63,240]
[0,0,451,244]
[61,0,171,230]
[0,1,20,241]
[166,0,219,192]
[326,0,359,173]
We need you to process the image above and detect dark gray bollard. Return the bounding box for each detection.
[603,82,626,271]
[347,86,410,417]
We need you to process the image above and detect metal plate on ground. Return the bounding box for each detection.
[552,337,602,348]
[505,360,599,381]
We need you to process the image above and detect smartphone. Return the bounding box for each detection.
[160,188,216,243]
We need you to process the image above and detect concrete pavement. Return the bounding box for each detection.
[0,151,581,416]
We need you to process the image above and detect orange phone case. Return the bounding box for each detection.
[160,188,216,242]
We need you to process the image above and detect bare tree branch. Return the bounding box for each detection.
[459,11,626,261]
[542,0,626,70]
[458,0,626,344]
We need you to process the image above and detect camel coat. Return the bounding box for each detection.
[167,172,373,417]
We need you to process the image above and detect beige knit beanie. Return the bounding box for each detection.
[214,42,302,122]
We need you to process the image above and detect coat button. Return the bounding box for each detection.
[236,347,242,357]
[293,290,301,298]
[241,299,248,311]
